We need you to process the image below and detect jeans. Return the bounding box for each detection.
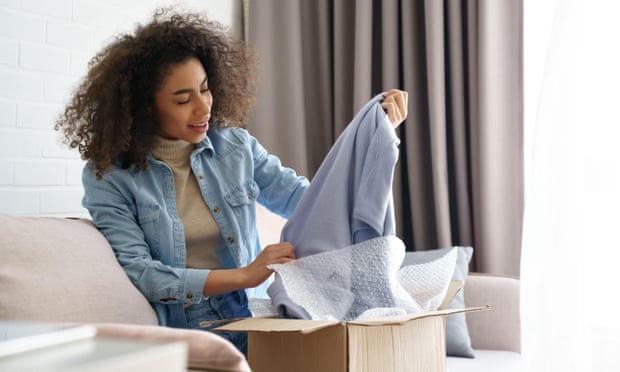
[173,290,252,356]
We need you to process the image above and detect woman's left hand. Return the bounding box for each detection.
[381,89,408,129]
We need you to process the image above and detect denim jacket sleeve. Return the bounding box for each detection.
[82,164,208,305]
[247,133,309,218]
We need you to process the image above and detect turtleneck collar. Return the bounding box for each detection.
[151,136,195,164]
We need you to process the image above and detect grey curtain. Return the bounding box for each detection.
[242,0,523,277]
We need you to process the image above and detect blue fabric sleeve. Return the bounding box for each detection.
[249,133,309,219]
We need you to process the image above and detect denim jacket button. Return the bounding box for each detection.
[213,207,220,213]
[226,237,234,244]
[186,293,193,299]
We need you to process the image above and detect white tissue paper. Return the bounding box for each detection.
[265,236,457,321]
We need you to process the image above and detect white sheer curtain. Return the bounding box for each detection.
[522,1,620,371]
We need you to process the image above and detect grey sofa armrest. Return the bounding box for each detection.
[463,273,521,353]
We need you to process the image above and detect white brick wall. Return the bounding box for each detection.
[0,99,17,126]
[0,0,235,216]
[0,37,18,66]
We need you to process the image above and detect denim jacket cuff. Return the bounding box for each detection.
[183,268,209,304]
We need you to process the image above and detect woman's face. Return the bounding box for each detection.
[155,57,212,143]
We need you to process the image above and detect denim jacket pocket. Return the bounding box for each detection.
[224,180,259,239]
[224,180,260,207]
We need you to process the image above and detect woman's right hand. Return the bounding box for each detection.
[203,242,295,296]
[241,242,296,288]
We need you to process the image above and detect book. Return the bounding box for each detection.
[0,321,96,358]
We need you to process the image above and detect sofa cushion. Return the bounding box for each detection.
[446,349,522,372]
[0,214,159,325]
[402,246,475,358]
[464,273,521,353]
[95,323,250,371]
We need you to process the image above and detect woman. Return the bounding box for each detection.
[55,8,407,354]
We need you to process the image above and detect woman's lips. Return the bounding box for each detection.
[188,120,209,133]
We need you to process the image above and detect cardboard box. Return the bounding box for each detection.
[216,282,487,372]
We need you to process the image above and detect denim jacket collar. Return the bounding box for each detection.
[194,135,214,154]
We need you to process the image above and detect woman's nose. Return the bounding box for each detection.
[195,92,212,116]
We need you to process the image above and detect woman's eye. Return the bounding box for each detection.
[176,89,209,105]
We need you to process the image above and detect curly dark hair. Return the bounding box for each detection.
[55,7,258,178]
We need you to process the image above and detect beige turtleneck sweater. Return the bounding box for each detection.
[151,137,224,270]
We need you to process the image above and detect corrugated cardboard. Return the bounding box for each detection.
[216,281,488,372]
[226,319,347,372]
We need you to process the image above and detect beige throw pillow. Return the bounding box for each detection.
[0,214,158,325]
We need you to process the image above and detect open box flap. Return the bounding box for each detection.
[437,280,464,310]
[216,306,489,333]
[215,317,341,334]
[347,306,490,326]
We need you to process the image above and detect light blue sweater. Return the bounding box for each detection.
[268,93,401,317]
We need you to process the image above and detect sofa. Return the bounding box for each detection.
[0,212,521,371]
[450,273,522,372]
[0,214,250,372]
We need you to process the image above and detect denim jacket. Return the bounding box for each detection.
[82,127,309,325]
